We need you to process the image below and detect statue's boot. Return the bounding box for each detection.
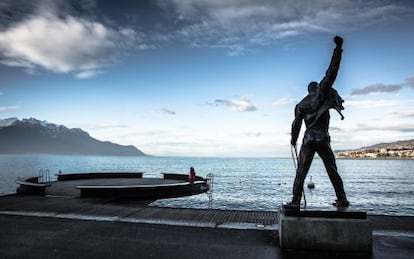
[284,195,301,210]
[333,188,349,207]
[333,198,350,207]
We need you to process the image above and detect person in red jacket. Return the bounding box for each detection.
[189,166,196,184]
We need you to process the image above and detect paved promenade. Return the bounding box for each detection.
[0,194,413,258]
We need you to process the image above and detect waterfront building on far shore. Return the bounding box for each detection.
[335,148,414,159]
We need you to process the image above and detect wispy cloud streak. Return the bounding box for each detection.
[352,123,414,133]
[389,111,414,118]
[160,108,176,115]
[350,75,414,96]
[350,83,403,96]
[214,97,257,112]
[0,105,19,112]
[406,76,414,87]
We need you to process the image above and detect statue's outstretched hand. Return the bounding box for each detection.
[334,35,343,46]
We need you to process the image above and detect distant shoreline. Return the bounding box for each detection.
[336,156,414,160]
[335,151,414,159]
[334,139,414,159]
[0,153,413,160]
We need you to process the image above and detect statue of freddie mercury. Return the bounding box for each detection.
[288,35,349,209]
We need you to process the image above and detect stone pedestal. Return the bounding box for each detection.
[278,207,372,252]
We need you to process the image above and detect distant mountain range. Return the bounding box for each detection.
[0,118,146,156]
[335,139,414,158]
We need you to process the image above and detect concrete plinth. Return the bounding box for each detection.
[278,208,372,252]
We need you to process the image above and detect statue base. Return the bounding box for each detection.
[278,206,372,252]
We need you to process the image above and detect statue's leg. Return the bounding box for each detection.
[292,142,315,204]
[316,141,348,203]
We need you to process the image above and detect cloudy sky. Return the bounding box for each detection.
[1,0,414,157]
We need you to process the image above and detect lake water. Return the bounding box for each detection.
[0,155,413,216]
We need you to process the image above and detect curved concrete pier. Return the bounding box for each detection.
[16,172,210,201]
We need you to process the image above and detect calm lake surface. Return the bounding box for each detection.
[0,155,413,216]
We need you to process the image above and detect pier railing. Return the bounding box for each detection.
[38,169,51,183]
[206,173,214,209]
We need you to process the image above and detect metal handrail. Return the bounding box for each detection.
[38,169,51,183]
[205,173,214,209]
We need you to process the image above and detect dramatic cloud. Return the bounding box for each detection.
[214,97,257,112]
[1,0,410,74]
[158,0,409,55]
[0,1,138,78]
[160,108,176,115]
[350,83,403,96]
[0,15,128,77]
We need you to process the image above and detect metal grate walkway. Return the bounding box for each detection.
[0,194,278,230]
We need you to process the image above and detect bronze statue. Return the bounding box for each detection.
[287,35,349,209]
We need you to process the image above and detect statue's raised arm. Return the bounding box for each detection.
[318,36,343,100]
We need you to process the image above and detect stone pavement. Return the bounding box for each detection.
[0,194,413,258]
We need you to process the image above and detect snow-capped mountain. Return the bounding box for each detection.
[0,117,61,129]
[0,117,18,128]
[7,118,89,136]
[0,117,146,156]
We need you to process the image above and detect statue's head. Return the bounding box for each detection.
[308,81,318,95]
